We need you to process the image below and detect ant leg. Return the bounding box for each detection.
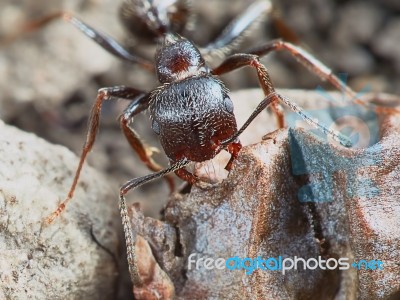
[245,40,398,114]
[174,166,198,185]
[120,96,176,192]
[219,92,278,166]
[45,86,145,224]
[271,101,285,128]
[119,158,190,285]
[222,92,278,146]
[201,0,272,59]
[213,54,352,147]
[1,12,153,70]
[225,142,242,171]
[213,52,286,127]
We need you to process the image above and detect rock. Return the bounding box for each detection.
[0,0,125,121]
[0,120,120,299]
[133,235,175,300]
[127,90,400,299]
[333,2,383,46]
[275,0,400,95]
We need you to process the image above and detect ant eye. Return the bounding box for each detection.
[152,119,160,135]
[224,96,234,113]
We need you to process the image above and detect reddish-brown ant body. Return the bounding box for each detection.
[9,0,388,289]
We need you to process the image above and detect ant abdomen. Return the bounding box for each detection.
[150,75,237,162]
[120,0,191,42]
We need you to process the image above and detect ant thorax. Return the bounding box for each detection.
[155,34,209,83]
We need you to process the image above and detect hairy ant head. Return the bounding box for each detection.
[155,33,209,83]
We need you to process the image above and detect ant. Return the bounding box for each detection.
[5,0,393,291]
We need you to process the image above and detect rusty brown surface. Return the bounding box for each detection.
[129,93,400,299]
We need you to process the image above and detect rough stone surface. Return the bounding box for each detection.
[0,120,120,299]
[276,0,400,94]
[129,91,400,299]
[133,235,175,300]
[0,0,122,120]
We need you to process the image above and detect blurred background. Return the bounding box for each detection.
[0,0,399,217]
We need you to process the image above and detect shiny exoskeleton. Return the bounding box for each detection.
[151,34,239,182]
[120,0,191,41]
[13,0,371,291]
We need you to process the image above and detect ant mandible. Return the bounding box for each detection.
[13,0,384,288]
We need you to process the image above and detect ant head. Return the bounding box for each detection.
[155,33,209,83]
